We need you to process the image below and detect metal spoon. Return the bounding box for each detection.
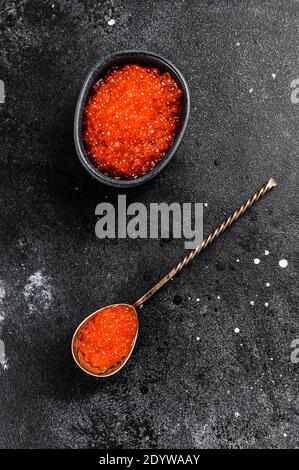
[72,177,277,377]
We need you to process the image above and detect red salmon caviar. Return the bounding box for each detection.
[77,305,137,373]
[84,64,183,179]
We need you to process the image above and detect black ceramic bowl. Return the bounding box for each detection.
[74,50,190,188]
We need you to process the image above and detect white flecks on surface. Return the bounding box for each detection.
[204,203,208,207]
[196,298,200,302]
[234,328,240,334]
[107,18,115,26]
[196,336,200,341]
[272,73,276,80]
[254,258,261,265]
[0,281,8,370]
[264,250,269,255]
[265,302,269,307]
[0,339,8,369]
[266,282,270,287]
[236,42,240,47]
[283,433,287,438]
[0,80,5,104]
[23,271,53,314]
[249,88,253,93]
[279,259,288,268]
[250,300,255,306]
[235,412,240,418]
[0,283,5,302]
[236,258,240,262]
[217,295,220,300]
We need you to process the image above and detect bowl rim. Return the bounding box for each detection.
[74,49,190,188]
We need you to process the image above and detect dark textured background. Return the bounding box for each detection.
[0,0,298,449]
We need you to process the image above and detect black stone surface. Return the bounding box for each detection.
[0,0,298,449]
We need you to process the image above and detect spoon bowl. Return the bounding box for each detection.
[71,303,138,378]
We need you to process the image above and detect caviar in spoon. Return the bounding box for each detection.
[72,304,138,377]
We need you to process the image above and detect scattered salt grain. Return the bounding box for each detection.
[279,259,288,268]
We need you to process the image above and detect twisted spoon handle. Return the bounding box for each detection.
[133,177,277,310]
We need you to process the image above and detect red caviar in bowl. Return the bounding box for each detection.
[77,305,137,373]
[83,64,183,179]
